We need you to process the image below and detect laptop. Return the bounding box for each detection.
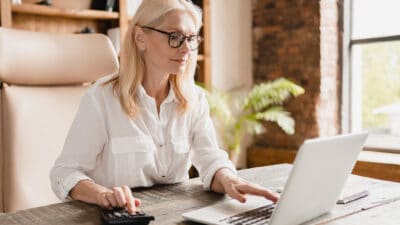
[182,132,368,225]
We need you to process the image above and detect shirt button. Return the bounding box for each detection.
[159,144,163,148]
[161,175,166,178]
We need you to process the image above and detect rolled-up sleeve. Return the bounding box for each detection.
[50,92,106,201]
[190,89,236,190]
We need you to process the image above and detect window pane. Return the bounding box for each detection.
[352,0,400,39]
[351,41,400,133]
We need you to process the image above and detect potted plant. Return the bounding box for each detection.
[203,78,305,165]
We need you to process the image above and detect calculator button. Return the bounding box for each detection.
[113,211,122,217]
[101,208,155,225]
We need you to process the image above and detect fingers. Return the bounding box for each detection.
[226,184,247,203]
[105,192,118,208]
[99,192,113,210]
[236,184,279,203]
[113,187,127,207]
[98,186,142,212]
[223,177,280,204]
[122,185,137,213]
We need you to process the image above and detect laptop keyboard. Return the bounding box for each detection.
[219,204,276,225]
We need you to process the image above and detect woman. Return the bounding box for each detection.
[50,0,278,214]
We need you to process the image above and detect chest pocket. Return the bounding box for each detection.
[171,136,190,154]
[111,136,155,185]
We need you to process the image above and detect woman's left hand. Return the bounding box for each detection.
[211,168,279,203]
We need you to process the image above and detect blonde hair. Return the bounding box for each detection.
[107,0,202,117]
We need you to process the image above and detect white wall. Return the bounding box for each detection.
[210,0,253,90]
[210,0,253,168]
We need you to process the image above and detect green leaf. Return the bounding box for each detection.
[253,107,295,135]
[243,119,265,135]
[203,86,232,125]
[244,78,304,112]
[200,77,303,154]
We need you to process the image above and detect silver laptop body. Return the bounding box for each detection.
[182,132,368,225]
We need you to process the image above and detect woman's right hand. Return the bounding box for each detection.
[97,185,141,213]
[70,180,141,214]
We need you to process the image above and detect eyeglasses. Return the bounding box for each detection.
[141,26,202,50]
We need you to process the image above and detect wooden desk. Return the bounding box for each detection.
[0,164,399,225]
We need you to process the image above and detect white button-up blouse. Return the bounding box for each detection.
[50,76,236,201]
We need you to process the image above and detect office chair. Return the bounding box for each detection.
[0,28,118,212]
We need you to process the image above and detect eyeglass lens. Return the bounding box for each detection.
[169,32,201,50]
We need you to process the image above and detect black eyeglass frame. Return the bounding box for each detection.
[141,26,203,50]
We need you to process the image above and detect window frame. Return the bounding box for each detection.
[342,0,400,151]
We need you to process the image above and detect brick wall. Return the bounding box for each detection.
[252,0,341,149]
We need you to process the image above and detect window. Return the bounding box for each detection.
[343,0,400,150]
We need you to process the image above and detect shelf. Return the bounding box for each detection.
[11,3,119,20]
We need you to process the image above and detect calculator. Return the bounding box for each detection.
[101,208,155,225]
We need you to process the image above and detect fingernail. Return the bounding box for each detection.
[135,199,141,206]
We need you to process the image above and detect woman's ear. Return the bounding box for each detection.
[134,26,146,51]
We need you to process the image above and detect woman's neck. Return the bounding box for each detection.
[142,72,170,112]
